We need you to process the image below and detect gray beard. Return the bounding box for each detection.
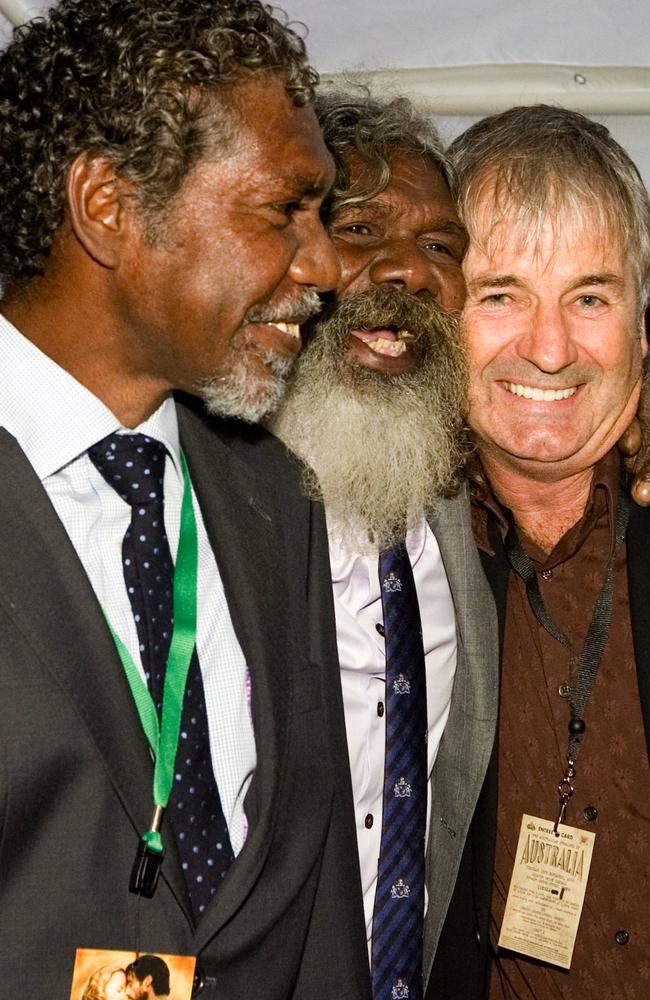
[196,289,321,423]
[197,342,295,423]
[269,287,468,553]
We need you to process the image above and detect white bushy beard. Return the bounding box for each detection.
[269,286,468,552]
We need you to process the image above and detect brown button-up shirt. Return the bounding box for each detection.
[473,452,650,999]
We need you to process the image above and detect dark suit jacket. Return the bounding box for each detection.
[0,396,369,999]
[427,502,650,999]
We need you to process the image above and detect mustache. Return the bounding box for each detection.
[243,289,322,326]
[307,285,459,345]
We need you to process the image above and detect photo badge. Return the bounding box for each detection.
[69,948,196,1000]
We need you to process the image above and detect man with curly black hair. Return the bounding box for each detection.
[0,3,372,998]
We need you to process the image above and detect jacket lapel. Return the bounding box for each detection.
[625,502,650,759]
[423,488,499,979]
[176,405,299,946]
[0,429,182,894]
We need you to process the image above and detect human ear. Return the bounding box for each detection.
[65,152,131,268]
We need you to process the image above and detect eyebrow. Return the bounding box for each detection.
[567,272,626,291]
[274,172,333,200]
[431,221,467,240]
[467,271,626,293]
[295,176,330,198]
[467,274,523,293]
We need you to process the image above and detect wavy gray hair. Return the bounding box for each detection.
[314,86,455,216]
[449,104,650,315]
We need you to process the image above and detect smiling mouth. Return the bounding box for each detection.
[502,381,577,401]
[351,327,415,357]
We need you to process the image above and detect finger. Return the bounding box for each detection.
[631,472,650,507]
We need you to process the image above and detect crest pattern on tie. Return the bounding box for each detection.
[371,541,427,1000]
[88,432,234,919]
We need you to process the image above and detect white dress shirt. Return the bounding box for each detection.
[0,313,255,853]
[328,515,457,951]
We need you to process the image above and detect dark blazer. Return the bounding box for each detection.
[0,396,369,999]
[427,502,650,999]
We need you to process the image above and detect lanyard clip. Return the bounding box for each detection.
[130,806,166,898]
[554,759,575,836]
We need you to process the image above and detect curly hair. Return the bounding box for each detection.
[0,0,318,292]
[80,965,124,1000]
[313,85,455,219]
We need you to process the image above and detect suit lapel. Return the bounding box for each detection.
[176,406,298,946]
[0,429,189,900]
[625,503,650,759]
[422,488,499,979]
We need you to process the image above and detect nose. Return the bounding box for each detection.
[368,239,439,297]
[516,300,578,372]
[289,216,340,292]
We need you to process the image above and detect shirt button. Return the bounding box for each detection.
[376,622,385,637]
[558,683,572,699]
[615,929,630,946]
[541,568,553,580]
[377,702,385,717]
[583,805,598,822]
[365,814,374,829]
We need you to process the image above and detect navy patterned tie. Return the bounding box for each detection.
[88,432,234,919]
[372,542,427,1000]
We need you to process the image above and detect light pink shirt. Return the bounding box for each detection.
[328,515,457,953]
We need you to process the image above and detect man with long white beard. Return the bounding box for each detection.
[270,91,499,1000]
[273,284,466,550]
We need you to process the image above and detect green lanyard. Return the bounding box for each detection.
[106,448,198,864]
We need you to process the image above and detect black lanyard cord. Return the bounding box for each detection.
[502,485,630,831]
[504,487,629,758]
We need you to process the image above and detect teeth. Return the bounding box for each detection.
[272,322,300,338]
[503,382,577,401]
[368,338,407,356]
[397,329,414,340]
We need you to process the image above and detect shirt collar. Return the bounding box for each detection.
[0,312,182,481]
[471,449,621,567]
[328,513,429,585]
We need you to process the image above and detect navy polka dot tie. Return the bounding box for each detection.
[88,432,234,919]
[371,542,427,1000]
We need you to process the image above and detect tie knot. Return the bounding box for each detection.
[88,432,167,507]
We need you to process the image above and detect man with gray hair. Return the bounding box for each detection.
[271,90,498,1000]
[432,105,650,998]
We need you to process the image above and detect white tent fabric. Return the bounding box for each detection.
[287,0,650,72]
[1,0,649,181]
[285,0,650,184]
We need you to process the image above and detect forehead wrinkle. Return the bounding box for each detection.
[333,194,464,233]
